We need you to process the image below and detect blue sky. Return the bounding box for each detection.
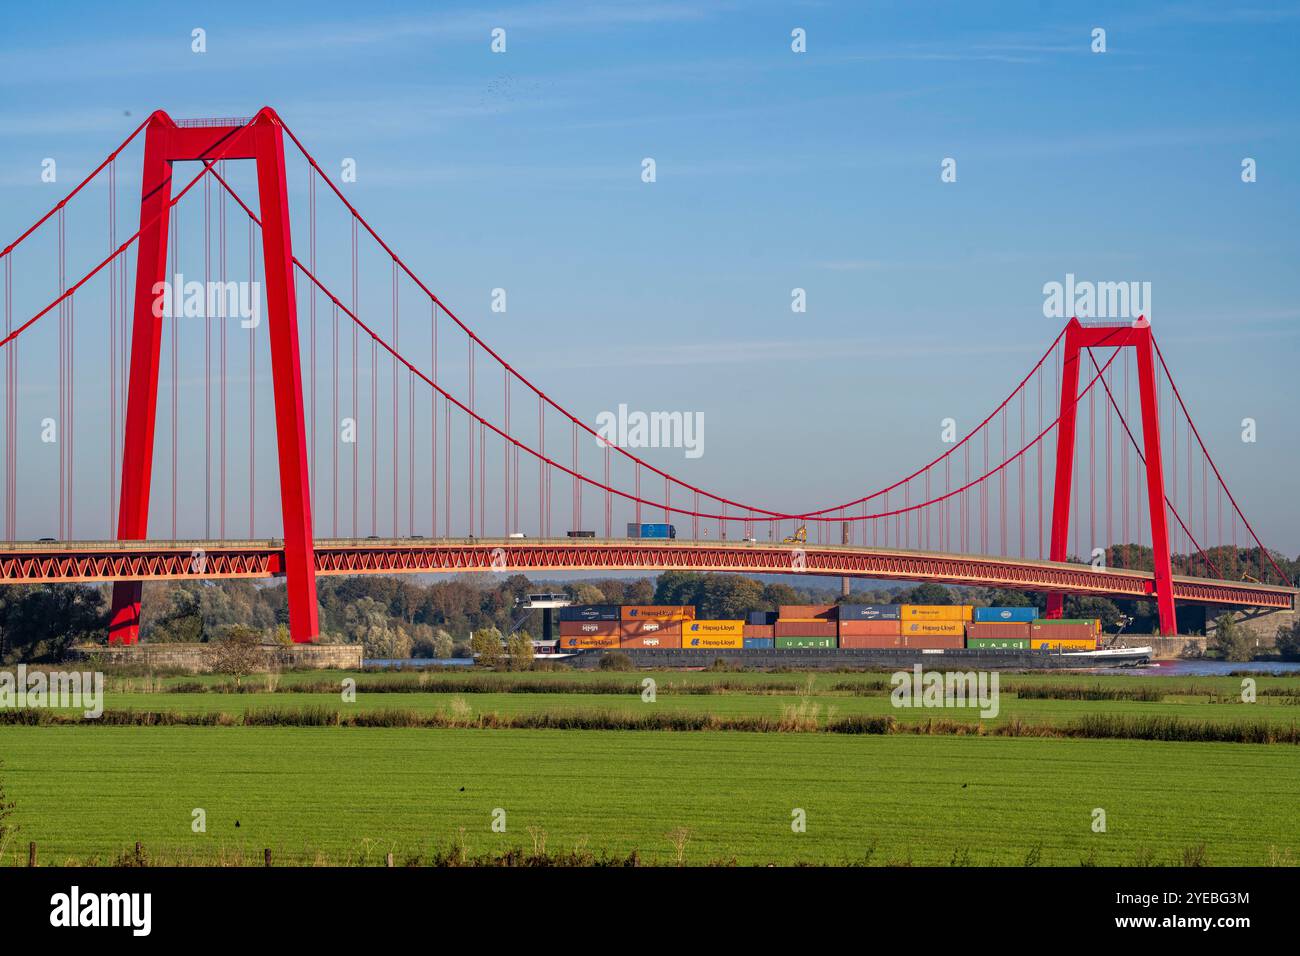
[0,0,1297,554]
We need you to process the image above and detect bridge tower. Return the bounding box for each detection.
[1046,317,1176,636]
[107,109,319,644]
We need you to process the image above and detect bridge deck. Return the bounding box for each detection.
[0,538,1291,610]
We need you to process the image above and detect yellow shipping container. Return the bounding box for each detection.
[900,605,973,622]
[558,634,621,650]
[683,620,745,637]
[902,621,965,637]
[1030,638,1097,651]
[682,633,744,649]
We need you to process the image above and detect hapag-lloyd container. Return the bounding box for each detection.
[1030,637,1097,651]
[683,633,744,649]
[620,632,682,649]
[558,620,621,637]
[775,620,837,638]
[684,620,745,637]
[902,621,964,637]
[621,605,695,621]
[973,606,1039,623]
[965,621,1032,640]
[838,619,901,637]
[558,604,621,622]
[558,633,621,650]
[901,605,973,622]
[837,604,901,621]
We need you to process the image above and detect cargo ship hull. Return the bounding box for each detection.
[568,646,1152,670]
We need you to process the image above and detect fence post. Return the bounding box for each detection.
[27,841,36,867]
[264,847,272,867]
[385,852,394,868]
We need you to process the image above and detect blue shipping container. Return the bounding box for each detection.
[743,638,774,649]
[626,523,677,539]
[973,606,1039,623]
[558,604,621,622]
[747,611,777,625]
[838,604,902,621]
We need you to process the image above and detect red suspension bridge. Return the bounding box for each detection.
[0,108,1292,643]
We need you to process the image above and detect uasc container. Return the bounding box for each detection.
[775,636,837,649]
[965,637,1031,649]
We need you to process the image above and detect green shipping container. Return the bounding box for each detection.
[965,637,1031,649]
[775,636,837,649]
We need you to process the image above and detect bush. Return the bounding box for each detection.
[1208,615,1253,662]
[597,652,633,671]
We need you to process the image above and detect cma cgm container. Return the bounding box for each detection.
[775,620,837,638]
[743,624,775,639]
[902,621,965,637]
[558,604,621,622]
[837,603,901,621]
[839,619,901,637]
[743,637,775,649]
[778,604,837,621]
[621,605,694,621]
[965,622,1032,641]
[620,631,682,649]
[901,605,973,622]
[620,619,682,639]
[973,606,1039,623]
[626,522,676,539]
[776,636,837,649]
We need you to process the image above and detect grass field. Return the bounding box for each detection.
[1,668,1297,866]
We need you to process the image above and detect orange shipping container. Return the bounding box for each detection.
[902,621,965,637]
[620,605,695,622]
[899,634,964,649]
[558,633,621,650]
[683,620,745,637]
[558,620,621,638]
[743,624,775,639]
[840,633,902,648]
[838,619,902,637]
[682,634,744,649]
[900,605,973,622]
[778,604,837,620]
[620,632,682,649]
[775,620,837,637]
[619,619,682,639]
[1030,637,1097,651]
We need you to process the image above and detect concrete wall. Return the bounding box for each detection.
[70,643,363,673]
[1205,608,1294,647]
